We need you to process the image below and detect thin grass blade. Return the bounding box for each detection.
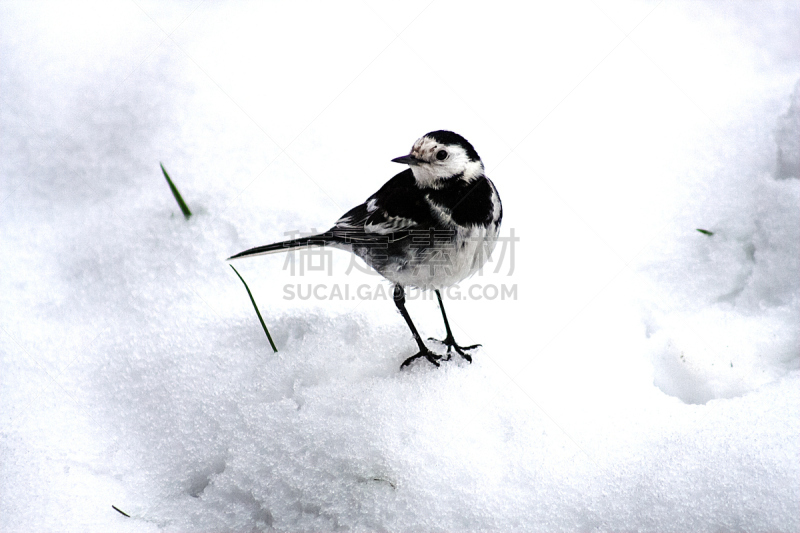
[230,265,278,353]
[160,163,192,219]
[696,228,714,236]
[112,505,130,518]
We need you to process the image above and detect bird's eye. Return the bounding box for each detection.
[436,150,447,161]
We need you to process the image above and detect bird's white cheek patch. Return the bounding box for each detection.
[410,166,441,189]
[462,160,485,183]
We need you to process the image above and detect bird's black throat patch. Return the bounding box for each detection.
[426,176,496,226]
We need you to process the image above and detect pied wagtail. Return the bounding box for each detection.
[229,130,502,368]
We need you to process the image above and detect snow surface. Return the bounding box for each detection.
[1,1,799,531]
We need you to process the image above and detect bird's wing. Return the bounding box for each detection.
[331,169,436,243]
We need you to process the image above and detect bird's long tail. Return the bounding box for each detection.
[227,234,332,260]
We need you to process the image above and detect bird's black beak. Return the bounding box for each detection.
[391,155,420,166]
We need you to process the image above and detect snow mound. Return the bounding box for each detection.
[776,79,800,179]
[641,81,800,404]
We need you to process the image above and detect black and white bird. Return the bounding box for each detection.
[228,130,502,368]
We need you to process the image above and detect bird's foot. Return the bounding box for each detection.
[400,348,442,369]
[428,335,480,363]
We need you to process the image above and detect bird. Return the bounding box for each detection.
[228,130,502,368]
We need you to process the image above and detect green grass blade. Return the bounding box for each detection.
[111,505,130,518]
[160,163,192,219]
[230,265,278,353]
[696,228,714,236]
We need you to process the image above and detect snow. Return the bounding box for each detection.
[1,1,798,531]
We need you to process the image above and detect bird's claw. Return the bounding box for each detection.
[427,337,481,363]
[400,349,442,369]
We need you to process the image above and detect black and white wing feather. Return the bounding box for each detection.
[229,169,434,260]
[329,169,437,243]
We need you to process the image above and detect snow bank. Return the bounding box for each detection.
[640,81,800,404]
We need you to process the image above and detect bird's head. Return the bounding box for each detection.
[392,130,484,188]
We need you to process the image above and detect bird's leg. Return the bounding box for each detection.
[428,289,480,362]
[393,284,441,369]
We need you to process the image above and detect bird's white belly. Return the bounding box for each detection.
[383,224,499,290]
